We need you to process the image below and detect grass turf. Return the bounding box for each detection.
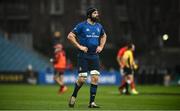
[0,84,180,110]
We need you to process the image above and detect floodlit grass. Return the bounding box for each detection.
[0,84,180,110]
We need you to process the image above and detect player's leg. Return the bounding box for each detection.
[58,73,68,94]
[54,70,67,94]
[69,75,87,107]
[130,74,138,94]
[69,57,88,108]
[54,70,62,85]
[125,72,138,95]
[71,74,87,97]
[130,75,135,89]
[118,68,126,94]
[89,70,100,108]
[88,57,100,108]
[123,67,133,95]
[124,75,130,94]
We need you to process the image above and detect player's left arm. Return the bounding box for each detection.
[130,52,138,70]
[53,52,59,64]
[96,33,107,53]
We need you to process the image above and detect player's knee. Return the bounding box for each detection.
[78,77,86,84]
[90,70,100,82]
[78,72,88,84]
[53,75,58,81]
[127,75,133,80]
[94,75,99,82]
[91,75,99,84]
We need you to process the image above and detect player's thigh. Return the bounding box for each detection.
[54,69,64,79]
[77,57,88,72]
[120,68,125,77]
[77,76,87,83]
[88,57,100,71]
[77,57,89,83]
[123,67,133,75]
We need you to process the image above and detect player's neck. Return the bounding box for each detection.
[87,19,95,25]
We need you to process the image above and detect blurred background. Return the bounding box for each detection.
[0,0,180,86]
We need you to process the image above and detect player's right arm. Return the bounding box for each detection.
[117,49,124,68]
[116,49,121,65]
[128,51,138,69]
[116,56,121,66]
[130,51,138,70]
[67,32,88,53]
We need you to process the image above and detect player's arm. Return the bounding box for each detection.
[96,33,107,53]
[53,52,59,64]
[117,56,121,66]
[129,51,138,69]
[132,59,138,70]
[67,32,88,53]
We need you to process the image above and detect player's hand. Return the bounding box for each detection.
[96,46,103,53]
[133,64,138,70]
[79,45,88,53]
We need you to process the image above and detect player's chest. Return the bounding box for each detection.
[81,26,101,37]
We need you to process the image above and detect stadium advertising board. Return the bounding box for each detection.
[38,70,121,85]
[0,72,26,83]
[0,71,38,84]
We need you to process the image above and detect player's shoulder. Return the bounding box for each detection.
[76,21,87,26]
[96,22,103,27]
[73,21,87,30]
[125,50,132,55]
[120,47,127,51]
[118,47,126,53]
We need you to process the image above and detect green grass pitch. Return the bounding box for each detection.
[0,84,180,110]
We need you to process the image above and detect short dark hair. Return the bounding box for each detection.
[86,7,98,18]
[127,43,134,49]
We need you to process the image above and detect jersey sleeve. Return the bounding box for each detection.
[71,23,82,36]
[99,24,105,37]
[100,29,105,37]
[129,51,134,66]
[117,47,127,58]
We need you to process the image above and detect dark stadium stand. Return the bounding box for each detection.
[0,35,52,72]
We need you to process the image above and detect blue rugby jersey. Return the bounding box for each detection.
[72,21,105,55]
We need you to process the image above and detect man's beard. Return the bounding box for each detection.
[90,16,99,22]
